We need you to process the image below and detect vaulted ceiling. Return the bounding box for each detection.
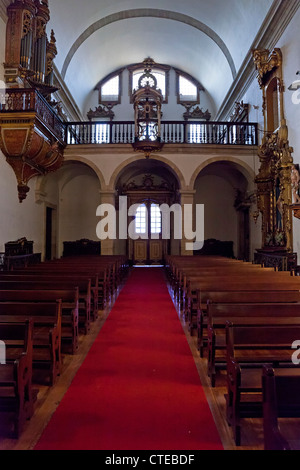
[47,0,277,119]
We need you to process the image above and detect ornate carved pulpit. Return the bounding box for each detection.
[0,0,65,202]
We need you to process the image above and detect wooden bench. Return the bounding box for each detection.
[187,289,300,340]
[0,279,91,335]
[0,319,34,438]
[262,365,300,450]
[2,269,103,316]
[22,254,129,303]
[206,302,300,387]
[181,271,299,316]
[0,301,62,386]
[225,322,300,446]
[0,289,79,354]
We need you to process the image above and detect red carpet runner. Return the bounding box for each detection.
[35,268,223,450]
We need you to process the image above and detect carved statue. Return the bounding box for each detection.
[291,164,300,203]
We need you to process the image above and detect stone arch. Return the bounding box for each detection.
[63,155,106,189]
[108,154,186,191]
[61,9,236,80]
[191,156,257,261]
[189,156,255,191]
[35,156,106,196]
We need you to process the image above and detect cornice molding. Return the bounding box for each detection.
[0,0,10,23]
[216,0,300,121]
[52,64,84,122]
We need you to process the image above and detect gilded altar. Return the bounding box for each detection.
[253,48,294,254]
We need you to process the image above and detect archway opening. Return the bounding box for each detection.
[41,161,102,258]
[114,159,181,263]
[194,160,253,260]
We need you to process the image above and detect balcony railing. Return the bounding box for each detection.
[0,88,66,143]
[65,120,258,146]
[0,89,258,147]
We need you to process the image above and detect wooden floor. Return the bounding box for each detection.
[0,272,299,451]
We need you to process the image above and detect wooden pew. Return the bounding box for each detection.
[0,301,62,386]
[0,289,79,354]
[2,269,102,316]
[262,365,300,450]
[196,291,300,353]
[0,319,34,437]
[206,302,300,387]
[225,322,300,446]
[19,254,129,305]
[0,279,91,335]
[187,289,300,340]
[181,272,299,317]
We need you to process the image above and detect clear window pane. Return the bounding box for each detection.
[179,76,197,101]
[101,75,119,101]
[151,204,161,234]
[133,71,166,97]
[135,205,147,234]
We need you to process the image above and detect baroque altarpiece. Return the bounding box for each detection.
[252,48,297,269]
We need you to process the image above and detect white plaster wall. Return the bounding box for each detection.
[194,174,238,257]
[58,173,101,256]
[0,157,45,254]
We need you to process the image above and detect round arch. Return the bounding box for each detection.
[61,9,236,80]
[35,157,105,203]
[189,156,255,191]
[108,154,187,191]
[63,155,106,189]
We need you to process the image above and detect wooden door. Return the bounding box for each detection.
[132,200,164,264]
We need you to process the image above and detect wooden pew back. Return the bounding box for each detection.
[263,366,300,450]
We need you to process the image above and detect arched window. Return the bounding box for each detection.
[96,72,122,105]
[176,71,202,104]
[101,75,120,102]
[129,60,170,103]
[132,70,166,99]
[179,76,198,101]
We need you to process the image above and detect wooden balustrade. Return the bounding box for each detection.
[0,88,66,143]
[0,90,258,147]
[65,120,258,146]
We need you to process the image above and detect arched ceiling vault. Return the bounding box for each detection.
[47,0,276,117]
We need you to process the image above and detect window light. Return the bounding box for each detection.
[101,75,119,101]
[179,76,198,101]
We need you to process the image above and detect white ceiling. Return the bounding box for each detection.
[47,0,275,118]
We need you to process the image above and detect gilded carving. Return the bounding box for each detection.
[253,48,296,253]
[22,11,32,38]
[253,48,282,88]
[255,131,294,251]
